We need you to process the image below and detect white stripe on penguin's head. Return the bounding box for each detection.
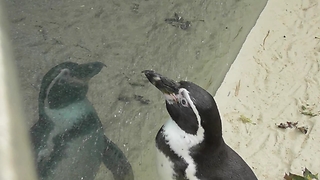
[178,88,204,141]
[163,87,205,141]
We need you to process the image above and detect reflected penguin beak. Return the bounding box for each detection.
[66,62,106,86]
[73,62,106,81]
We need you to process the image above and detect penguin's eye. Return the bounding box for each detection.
[61,69,70,77]
[57,78,66,84]
[180,98,188,107]
[57,69,71,84]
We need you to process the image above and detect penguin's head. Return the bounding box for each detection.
[39,62,106,110]
[143,70,222,144]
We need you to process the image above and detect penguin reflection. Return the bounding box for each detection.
[30,62,134,180]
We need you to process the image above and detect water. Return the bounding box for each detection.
[5,0,267,179]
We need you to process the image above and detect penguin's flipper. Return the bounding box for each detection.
[30,116,56,177]
[102,136,134,180]
[30,116,53,149]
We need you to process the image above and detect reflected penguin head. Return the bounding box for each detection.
[39,62,106,109]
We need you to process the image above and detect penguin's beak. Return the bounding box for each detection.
[72,62,106,83]
[142,70,179,96]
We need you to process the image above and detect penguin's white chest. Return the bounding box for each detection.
[37,99,105,179]
[38,99,95,162]
[156,119,203,180]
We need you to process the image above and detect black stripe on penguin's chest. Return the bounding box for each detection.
[156,128,189,180]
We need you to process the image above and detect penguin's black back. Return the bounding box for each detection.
[191,141,256,180]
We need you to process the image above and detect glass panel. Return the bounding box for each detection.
[3,0,267,179]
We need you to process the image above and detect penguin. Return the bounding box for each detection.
[142,70,257,180]
[30,62,134,180]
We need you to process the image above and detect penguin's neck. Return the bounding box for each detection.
[161,119,203,152]
[162,118,223,150]
[201,118,224,148]
[44,98,94,128]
